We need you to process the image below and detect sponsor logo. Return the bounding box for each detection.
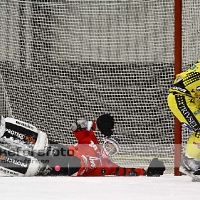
[5,157,28,168]
[5,128,36,144]
[88,156,99,170]
[179,104,200,131]
[6,128,25,140]
[25,135,36,143]
[89,141,97,151]
[16,121,34,130]
[0,153,28,168]
[171,86,187,93]
[0,167,19,176]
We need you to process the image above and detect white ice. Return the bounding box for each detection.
[1,175,198,200]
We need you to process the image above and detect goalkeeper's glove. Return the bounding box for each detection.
[71,119,96,132]
[71,113,114,135]
[146,158,165,176]
[96,113,114,137]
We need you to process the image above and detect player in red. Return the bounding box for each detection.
[67,126,145,176]
[0,114,165,177]
[47,114,165,177]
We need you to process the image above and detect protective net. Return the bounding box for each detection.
[0,0,198,173]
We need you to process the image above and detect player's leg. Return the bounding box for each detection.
[0,143,44,177]
[0,117,81,176]
[0,139,81,176]
[36,141,81,176]
[167,93,200,130]
[168,93,200,179]
[180,134,200,181]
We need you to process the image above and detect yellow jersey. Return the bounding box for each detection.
[169,61,200,99]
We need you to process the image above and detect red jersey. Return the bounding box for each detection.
[68,129,146,177]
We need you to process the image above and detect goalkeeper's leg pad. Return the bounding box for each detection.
[1,117,48,154]
[36,142,76,176]
[0,144,43,177]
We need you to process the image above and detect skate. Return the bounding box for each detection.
[179,165,200,182]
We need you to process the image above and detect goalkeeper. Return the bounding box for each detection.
[0,114,165,177]
[168,60,200,179]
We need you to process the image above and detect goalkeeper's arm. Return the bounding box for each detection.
[71,113,114,136]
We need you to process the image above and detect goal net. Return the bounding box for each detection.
[0,0,198,174]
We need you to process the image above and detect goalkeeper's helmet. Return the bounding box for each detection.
[101,137,119,158]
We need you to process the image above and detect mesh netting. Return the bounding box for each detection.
[0,0,199,172]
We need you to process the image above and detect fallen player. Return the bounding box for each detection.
[0,114,165,177]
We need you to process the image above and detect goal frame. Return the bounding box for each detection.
[0,0,184,175]
[174,0,182,176]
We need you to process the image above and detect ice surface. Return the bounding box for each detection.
[1,175,198,200]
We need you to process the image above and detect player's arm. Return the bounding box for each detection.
[71,113,114,143]
[71,119,98,144]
